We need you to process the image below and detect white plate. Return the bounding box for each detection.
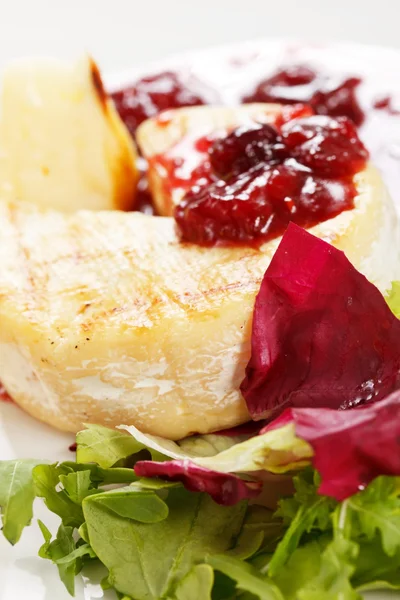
[1,39,400,600]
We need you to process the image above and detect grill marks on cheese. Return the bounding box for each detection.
[0,165,399,438]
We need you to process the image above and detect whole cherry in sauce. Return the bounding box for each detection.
[175,114,369,245]
[111,71,208,138]
[209,123,282,179]
[243,65,364,126]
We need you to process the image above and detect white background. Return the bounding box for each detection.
[0,0,400,75]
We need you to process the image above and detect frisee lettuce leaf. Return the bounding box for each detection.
[124,421,313,474]
[386,281,400,318]
[300,535,360,599]
[268,470,336,575]
[347,476,400,556]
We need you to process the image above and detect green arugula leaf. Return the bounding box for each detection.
[229,507,282,560]
[59,470,97,504]
[39,520,97,596]
[38,520,52,558]
[133,480,180,493]
[59,461,138,485]
[38,522,80,595]
[55,542,96,565]
[347,476,400,556]
[207,555,284,600]
[87,485,169,523]
[173,564,214,600]
[76,424,145,468]
[0,459,44,544]
[83,487,246,600]
[228,529,264,560]
[33,464,84,527]
[386,281,400,318]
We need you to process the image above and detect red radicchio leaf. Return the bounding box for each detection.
[241,223,400,420]
[134,460,262,505]
[261,389,400,500]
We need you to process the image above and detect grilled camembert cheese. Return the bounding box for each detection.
[0,161,398,438]
[0,57,138,212]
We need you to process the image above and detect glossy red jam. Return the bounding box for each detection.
[111,71,208,138]
[243,65,364,126]
[209,123,281,179]
[149,134,216,209]
[175,115,369,245]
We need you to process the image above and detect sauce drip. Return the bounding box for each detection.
[175,114,369,245]
[149,133,216,212]
[373,95,400,116]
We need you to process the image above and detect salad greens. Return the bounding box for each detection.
[1,423,400,599]
[0,458,43,544]
[1,228,399,598]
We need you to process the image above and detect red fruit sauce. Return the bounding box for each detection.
[148,105,315,216]
[373,95,400,116]
[175,114,368,245]
[110,65,368,225]
[111,71,208,139]
[0,382,12,403]
[242,65,364,126]
[148,133,217,213]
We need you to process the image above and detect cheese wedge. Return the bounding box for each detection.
[137,104,284,216]
[0,56,138,212]
[0,163,398,439]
